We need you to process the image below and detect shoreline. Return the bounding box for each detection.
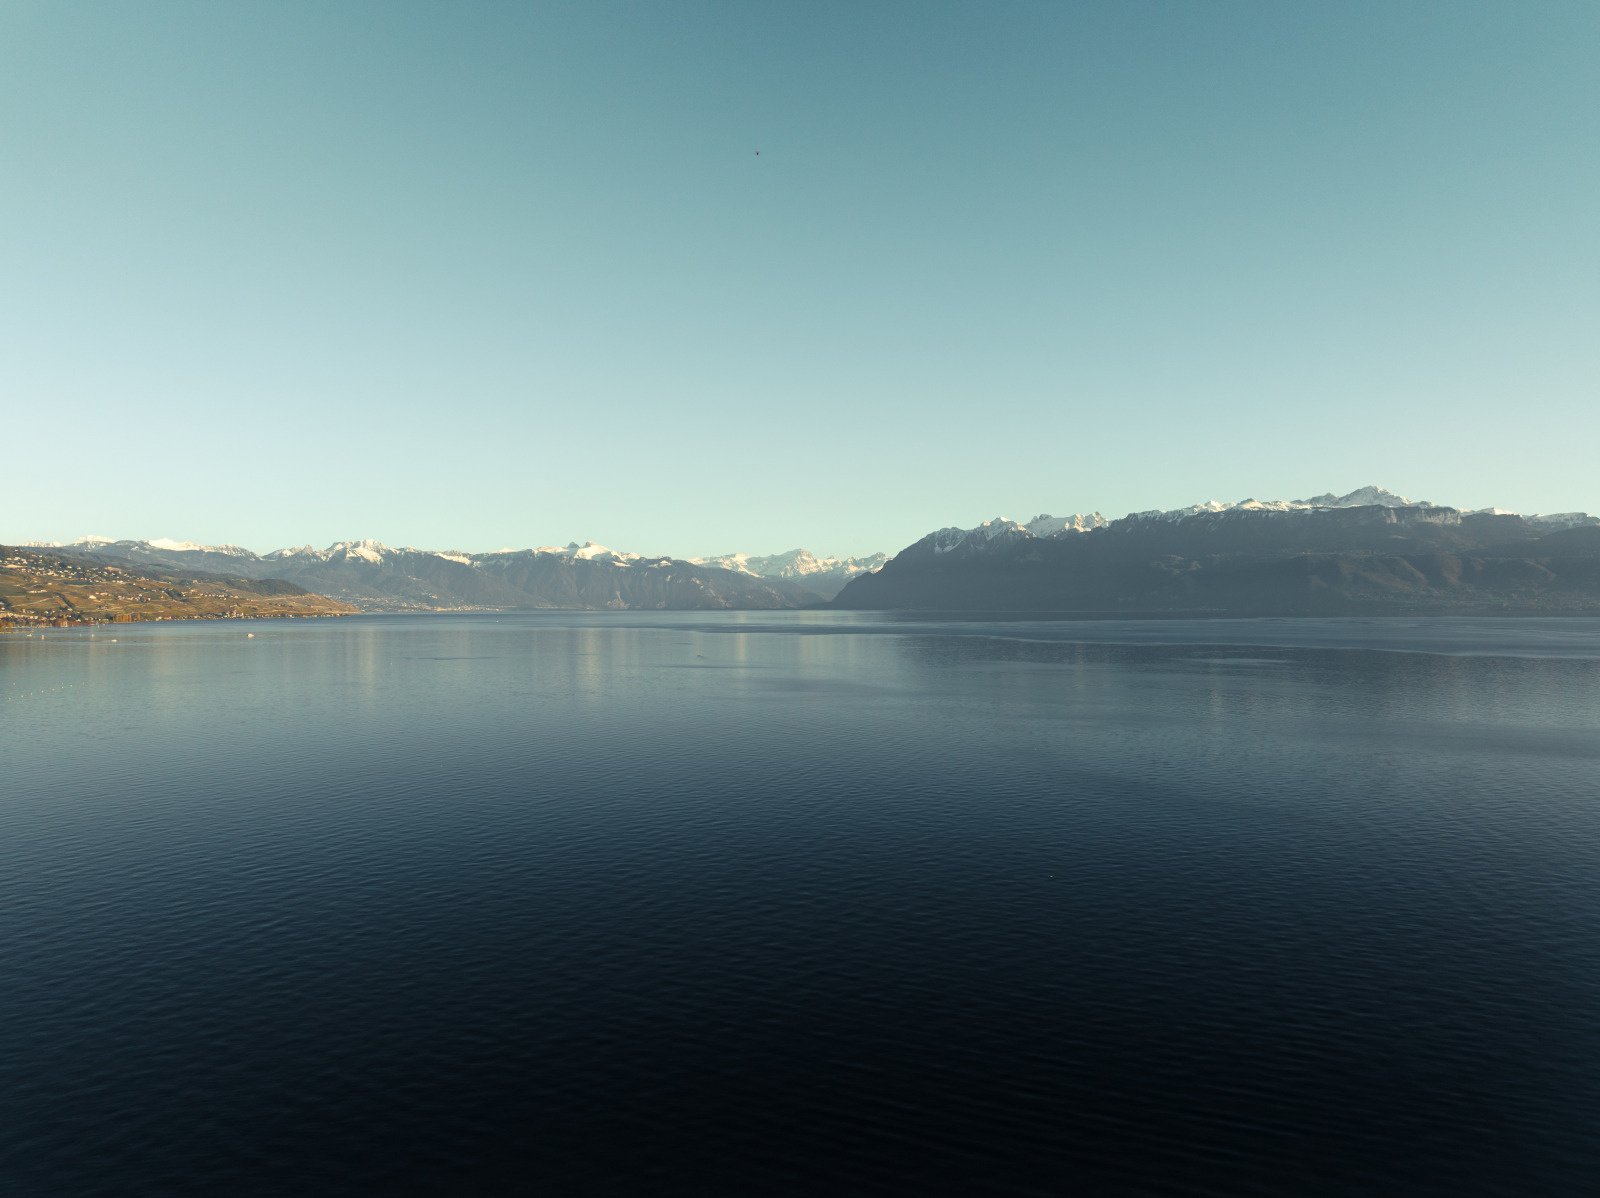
[0,611,351,633]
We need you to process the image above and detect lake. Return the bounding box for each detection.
[4,613,1599,1194]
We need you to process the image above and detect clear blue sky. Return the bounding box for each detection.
[4,1,1597,556]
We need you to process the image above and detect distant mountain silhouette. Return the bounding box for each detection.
[34,540,832,611]
[832,489,1600,615]
[28,490,1600,615]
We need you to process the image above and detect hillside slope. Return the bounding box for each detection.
[0,547,356,628]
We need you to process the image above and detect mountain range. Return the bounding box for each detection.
[831,487,1600,615]
[21,538,886,611]
[20,487,1600,616]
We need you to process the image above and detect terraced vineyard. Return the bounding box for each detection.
[0,546,355,628]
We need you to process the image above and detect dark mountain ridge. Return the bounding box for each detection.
[832,491,1600,615]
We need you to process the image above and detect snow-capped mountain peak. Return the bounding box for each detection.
[267,539,400,564]
[931,518,1027,554]
[145,537,255,556]
[925,487,1471,550]
[930,512,1106,554]
[1527,512,1600,530]
[688,548,889,580]
[1026,512,1109,537]
[1296,485,1421,509]
[1131,485,1435,523]
[22,535,121,549]
[523,541,640,565]
[321,540,392,563]
[26,535,256,556]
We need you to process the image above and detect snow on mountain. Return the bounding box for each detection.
[29,489,1590,585]
[1296,486,1422,509]
[25,535,253,556]
[1527,512,1600,530]
[1131,486,1431,522]
[690,548,889,579]
[264,540,623,566]
[529,541,640,565]
[325,540,396,564]
[21,535,116,549]
[691,551,756,575]
[931,513,1106,554]
[920,487,1522,553]
[931,517,1028,554]
[932,488,1597,544]
[257,539,806,569]
[263,539,884,578]
[261,540,400,564]
[146,537,254,556]
[1025,512,1109,537]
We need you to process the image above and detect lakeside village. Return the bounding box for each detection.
[0,549,323,631]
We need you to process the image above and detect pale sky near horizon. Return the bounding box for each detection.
[4,1,1597,557]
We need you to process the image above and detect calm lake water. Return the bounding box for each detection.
[4,613,1600,1195]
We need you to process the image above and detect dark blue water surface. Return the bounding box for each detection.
[4,613,1600,1195]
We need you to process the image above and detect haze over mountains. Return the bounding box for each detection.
[20,488,1600,615]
